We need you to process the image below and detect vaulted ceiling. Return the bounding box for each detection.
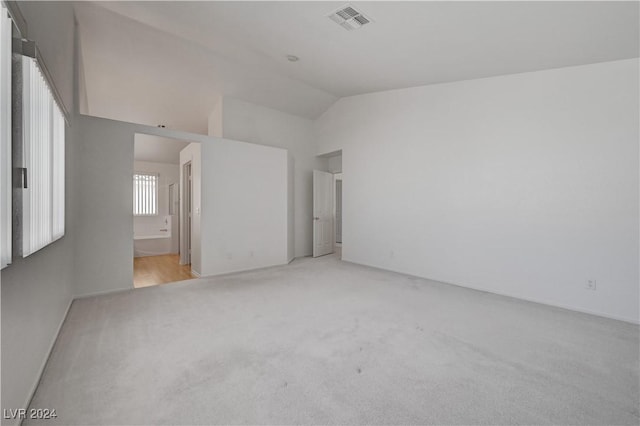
[76,1,639,134]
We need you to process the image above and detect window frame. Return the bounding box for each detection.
[133,172,159,217]
[17,54,66,257]
[0,3,11,268]
[1,3,70,264]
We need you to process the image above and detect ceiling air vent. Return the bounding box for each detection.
[328,4,372,31]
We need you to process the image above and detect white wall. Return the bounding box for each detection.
[179,143,202,274]
[74,116,137,296]
[316,59,639,323]
[207,96,223,138]
[17,1,75,114]
[75,115,291,294]
[327,154,342,174]
[133,161,179,255]
[0,128,77,423]
[1,3,76,421]
[221,97,327,257]
[201,138,290,276]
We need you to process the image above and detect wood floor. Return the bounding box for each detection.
[133,254,194,288]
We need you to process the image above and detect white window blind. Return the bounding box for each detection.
[21,55,65,257]
[0,5,12,268]
[133,173,158,216]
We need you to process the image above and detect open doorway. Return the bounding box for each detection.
[132,134,201,288]
[313,150,342,259]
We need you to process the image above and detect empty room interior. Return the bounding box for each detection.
[0,1,638,425]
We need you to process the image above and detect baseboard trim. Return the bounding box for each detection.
[21,297,73,422]
[342,257,639,325]
[73,286,134,299]
[200,260,291,279]
[133,251,176,258]
[191,269,201,278]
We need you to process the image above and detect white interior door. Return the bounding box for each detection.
[313,170,335,257]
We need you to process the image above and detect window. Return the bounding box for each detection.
[20,55,66,257]
[1,10,67,263]
[0,4,11,268]
[133,173,158,216]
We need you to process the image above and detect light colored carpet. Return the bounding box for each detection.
[28,254,639,425]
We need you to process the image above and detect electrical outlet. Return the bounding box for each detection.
[586,279,597,291]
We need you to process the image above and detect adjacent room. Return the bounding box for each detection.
[132,134,197,288]
[1,1,638,425]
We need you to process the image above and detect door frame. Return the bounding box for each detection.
[334,173,343,246]
[180,161,192,265]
